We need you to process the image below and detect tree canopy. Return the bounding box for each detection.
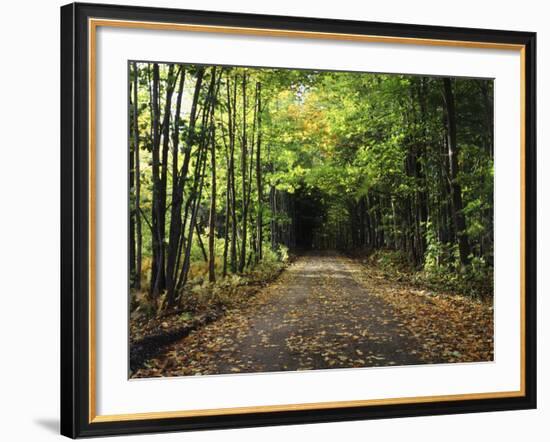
[129,62,494,310]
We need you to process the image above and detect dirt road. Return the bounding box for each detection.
[137,253,433,377]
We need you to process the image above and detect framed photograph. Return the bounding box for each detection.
[60,2,536,438]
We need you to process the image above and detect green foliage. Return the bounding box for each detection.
[423,221,458,273]
[373,249,411,273]
[129,62,494,307]
[365,246,492,300]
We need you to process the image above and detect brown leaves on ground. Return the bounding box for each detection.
[349,260,494,364]
[130,260,288,345]
[132,253,493,379]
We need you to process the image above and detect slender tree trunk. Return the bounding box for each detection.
[245,84,257,262]
[150,63,162,300]
[195,223,208,262]
[157,64,176,292]
[166,68,203,306]
[222,76,233,277]
[179,142,208,290]
[359,196,366,248]
[221,159,230,278]
[365,196,373,249]
[164,67,186,307]
[239,72,248,272]
[228,76,238,274]
[178,68,220,292]
[208,103,217,285]
[443,78,470,267]
[222,159,231,277]
[412,78,429,264]
[132,62,142,289]
[129,65,137,288]
[270,186,277,250]
[480,81,494,158]
[255,82,263,262]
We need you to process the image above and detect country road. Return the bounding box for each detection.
[135,252,455,377]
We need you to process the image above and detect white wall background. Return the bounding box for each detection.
[0,0,546,440]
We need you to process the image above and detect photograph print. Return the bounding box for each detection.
[128,62,494,379]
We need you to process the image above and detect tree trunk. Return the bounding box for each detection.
[129,65,137,289]
[178,68,220,293]
[195,222,208,262]
[167,68,204,305]
[164,67,187,307]
[416,78,429,263]
[229,77,238,274]
[208,109,217,283]
[132,62,142,289]
[443,78,470,267]
[157,64,176,292]
[222,138,231,277]
[255,82,263,262]
[150,63,162,300]
[222,75,234,277]
[239,72,248,272]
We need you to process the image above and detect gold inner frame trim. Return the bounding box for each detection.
[88,17,527,424]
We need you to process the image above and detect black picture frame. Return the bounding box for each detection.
[61,2,537,438]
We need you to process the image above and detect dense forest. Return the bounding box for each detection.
[129,62,493,316]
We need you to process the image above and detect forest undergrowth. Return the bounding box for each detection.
[352,247,494,301]
[129,243,291,372]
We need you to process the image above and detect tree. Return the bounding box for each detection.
[164,66,187,307]
[443,78,471,267]
[150,63,162,301]
[239,72,249,273]
[130,62,494,312]
[255,82,263,262]
[208,83,217,283]
[129,62,142,289]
